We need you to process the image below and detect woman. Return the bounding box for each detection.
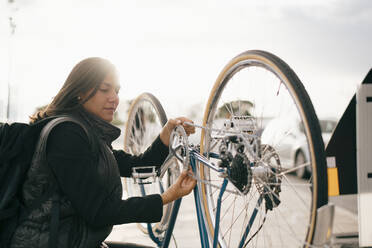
[10,57,196,248]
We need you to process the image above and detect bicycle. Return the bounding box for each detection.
[123,50,329,248]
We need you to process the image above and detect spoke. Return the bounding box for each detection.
[137,106,144,130]
[261,145,270,159]
[264,182,311,187]
[245,199,266,248]
[307,173,313,188]
[222,199,249,238]
[130,134,142,154]
[281,174,310,210]
[240,195,250,243]
[222,100,234,117]
[229,101,235,116]
[259,149,285,165]
[274,206,285,247]
[255,176,309,214]
[222,195,259,239]
[209,185,219,197]
[258,75,267,132]
[201,177,241,195]
[203,179,230,183]
[270,128,296,151]
[275,86,286,119]
[273,206,310,247]
[248,206,309,247]
[221,190,234,203]
[218,193,236,220]
[278,162,310,176]
[238,99,241,116]
[276,80,283,96]
[261,210,266,247]
[228,194,237,247]
[205,138,222,154]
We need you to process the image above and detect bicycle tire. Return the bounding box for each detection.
[199,50,328,248]
[123,92,176,237]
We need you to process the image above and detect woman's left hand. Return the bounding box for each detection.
[159,117,195,146]
[161,169,197,205]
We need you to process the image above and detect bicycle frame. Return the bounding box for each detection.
[138,147,263,248]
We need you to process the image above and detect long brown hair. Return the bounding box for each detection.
[30,57,117,123]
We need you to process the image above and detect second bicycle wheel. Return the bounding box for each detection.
[199,50,328,247]
[123,92,178,237]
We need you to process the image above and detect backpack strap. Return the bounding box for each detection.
[30,116,93,248]
[35,116,92,163]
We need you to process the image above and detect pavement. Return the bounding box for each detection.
[109,137,360,247]
[106,182,360,248]
[106,190,199,248]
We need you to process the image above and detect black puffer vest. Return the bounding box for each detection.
[10,111,121,248]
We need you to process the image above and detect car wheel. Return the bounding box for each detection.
[295,150,309,178]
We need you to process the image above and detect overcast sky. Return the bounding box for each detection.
[0,0,371,123]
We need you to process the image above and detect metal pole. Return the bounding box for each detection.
[6,0,17,122]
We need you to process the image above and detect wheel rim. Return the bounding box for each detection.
[123,93,176,236]
[199,51,326,248]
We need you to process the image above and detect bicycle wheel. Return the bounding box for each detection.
[199,50,328,247]
[123,92,178,237]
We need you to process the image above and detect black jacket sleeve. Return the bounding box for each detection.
[46,122,163,227]
[112,136,169,177]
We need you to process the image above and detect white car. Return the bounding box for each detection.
[261,117,337,178]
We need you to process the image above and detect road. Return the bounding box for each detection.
[110,137,358,247]
[106,190,199,248]
[105,180,358,247]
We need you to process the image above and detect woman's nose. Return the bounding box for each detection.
[108,90,119,103]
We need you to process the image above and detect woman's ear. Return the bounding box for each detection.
[79,90,92,103]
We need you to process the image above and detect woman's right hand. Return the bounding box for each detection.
[161,170,197,205]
